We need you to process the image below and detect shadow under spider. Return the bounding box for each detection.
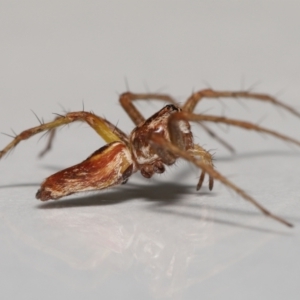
[0,180,297,233]
[36,181,213,209]
[35,181,296,235]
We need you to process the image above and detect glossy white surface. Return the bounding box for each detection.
[1,2,300,299]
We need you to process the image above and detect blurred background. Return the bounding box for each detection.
[1,1,300,300]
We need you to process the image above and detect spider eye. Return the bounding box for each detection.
[166,104,180,111]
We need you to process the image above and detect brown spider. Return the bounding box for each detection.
[1,89,300,227]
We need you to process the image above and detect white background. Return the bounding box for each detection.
[1,1,300,299]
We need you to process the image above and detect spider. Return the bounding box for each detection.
[1,89,300,227]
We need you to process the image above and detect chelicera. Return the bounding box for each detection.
[1,89,300,227]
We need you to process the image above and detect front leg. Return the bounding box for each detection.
[0,111,128,159]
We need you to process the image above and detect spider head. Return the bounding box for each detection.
[129,104,193,178]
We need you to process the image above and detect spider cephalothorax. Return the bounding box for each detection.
[130,104,193,178]
[1,89,300,227]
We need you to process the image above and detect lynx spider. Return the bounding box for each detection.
[1,89,300,227]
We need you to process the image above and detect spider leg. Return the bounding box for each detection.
[38,113,129,157]
[149,133,293,227]
[38,127,56,157]
[0,111,128,159]
[198,123,235,153]
[36,141,134,200]
[182,88,300,152]
[171,112,300,148]
[119,92,178,126]
[182,88,300,118]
